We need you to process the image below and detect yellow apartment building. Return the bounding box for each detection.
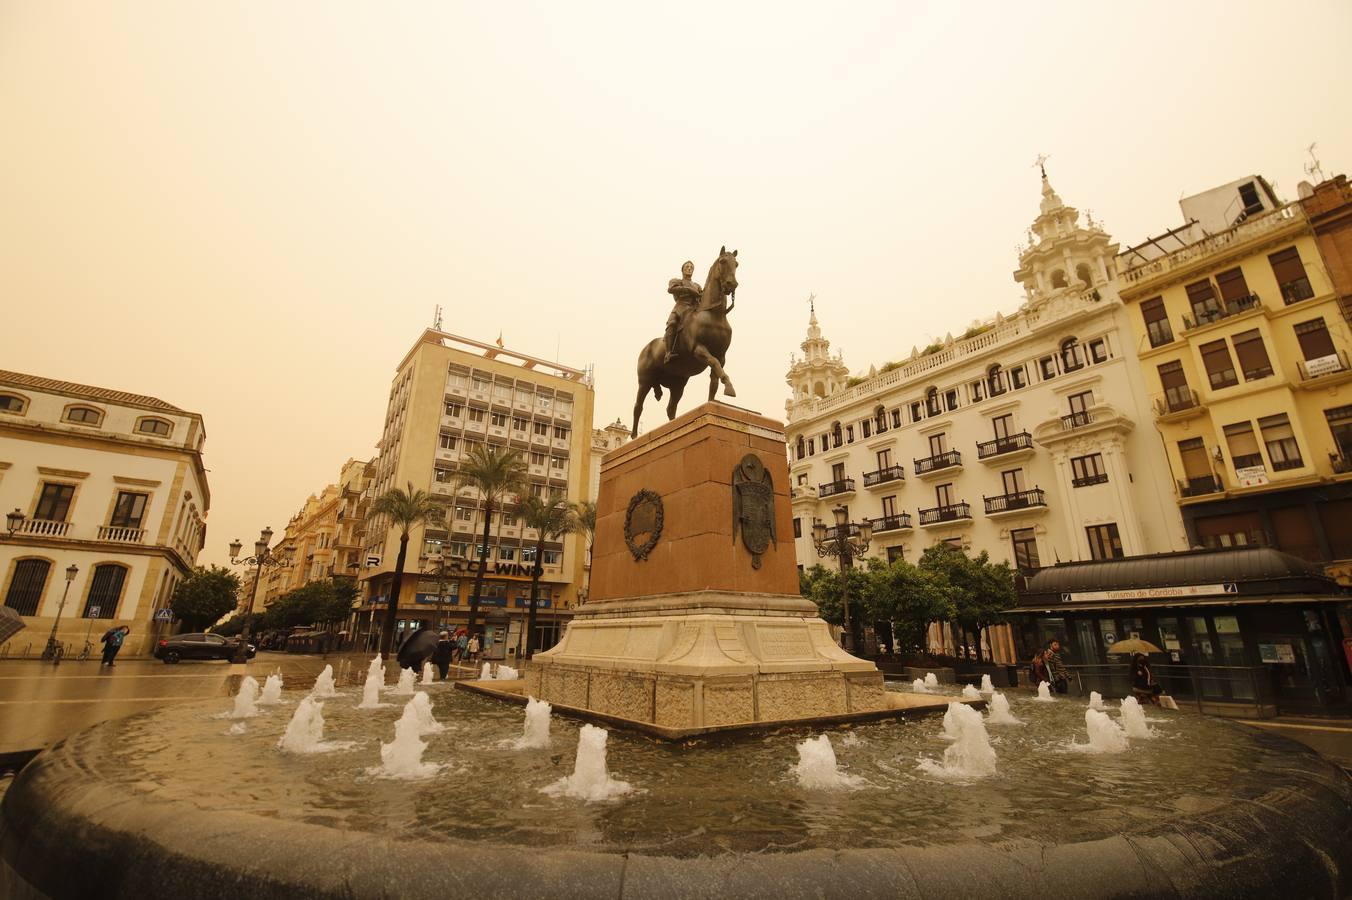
[1118,176,1352,573]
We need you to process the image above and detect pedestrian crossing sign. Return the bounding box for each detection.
[154,608,173,622]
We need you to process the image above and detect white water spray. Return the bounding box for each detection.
[986,691,1023,725]
[371,696,443,779]
[1119,696,1154,739]
[1075,708,1129,753]
[407,691,445,735]
[421,662,435,685]
[919,702,997,778]
[1088,691,1105,710]
[310,665,338,699]
[495,664,519,681]
[979,674,994,694]
[231,676,260,719]
[390,667,416,695]
[792,734,862,789]
[961,684,982,700]
[512,697,553,750]
[1035,682,1055,702]
[542,725,632,802]
[480,662,493,680]
[911,678,930,693]
[277,697,351,754]
[356,655,388,709]
[259,673,283,705]
[924,672,939,688]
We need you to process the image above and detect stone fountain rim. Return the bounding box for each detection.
[2,710,1351,900]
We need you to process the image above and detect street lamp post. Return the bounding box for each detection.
[811,505,873,653]
[227,528,294,665]
[41,564,80,663]
[5,509,25,536]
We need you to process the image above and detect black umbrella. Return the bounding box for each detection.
[395,627,439,671]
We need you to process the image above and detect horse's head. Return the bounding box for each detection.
[714,245,739,299]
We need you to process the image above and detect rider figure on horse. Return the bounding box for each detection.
[663,260,702,364]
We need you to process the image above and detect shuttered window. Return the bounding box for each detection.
[82,564,126,619]
[1215,267,1251,304]
[1223,421,1263,469]
[1141,297,1172,347]
[4,559,50,617]
[1294,318,1336,360]
[1186,280,1221,323]
[1195,511,1265,548]
[1178,438,1213,480]
[1269,247,1314,304]
[1200,339,1238,389]
[1319,499,1352,559]
[1231,329,1273,380]
[1259,414,1302,470]
[1326,405,1352,459]
[1270,506,1319,560]
[1157,360,1193,410]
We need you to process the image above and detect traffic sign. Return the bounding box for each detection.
[85,605,100,618]
[154,608,173,622]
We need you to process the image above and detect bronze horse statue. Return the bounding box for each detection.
[632,247,739,437]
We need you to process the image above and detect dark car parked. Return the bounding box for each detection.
[154,632,256,664]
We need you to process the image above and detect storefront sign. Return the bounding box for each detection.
[1304,353,1344,378]
[1061,583,1237,604]
[1235,465,1268,487]
[1259,643,1296,664]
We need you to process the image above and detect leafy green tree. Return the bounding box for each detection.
[573,499,596,600]
[453,445,527,639]
[212,612,262,638]
[918,544,1016,662]
[517,495,577,657]
[370,483,441,655]
[171,566,242,632]
[868,559,955,654]
[800,562,872,637]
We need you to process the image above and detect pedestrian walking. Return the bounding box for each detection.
[1029,650,1049,687]
[1045,639,1069,694]
[1130,652,1162,706]
[467,634,480,665]
[432,632,454,680]
[100,625,129,667]
[453,631,468,665]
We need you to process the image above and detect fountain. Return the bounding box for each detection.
[542,725,631,802]
[919,702,997,778]
[258,674,284,706]
[1075,709,1129,754]
[371,696,443,780]
[910,677,929,693]
[310,664,338,699]
[230,676,260,719]
[923,672,939,688]
[961,684,982,700]
[1119,696,1154,739]
[480,662,493,680]
[408,692,444,735]
[791,734,861,790]
[1087,691,1105,710]
[979,674,994,694]
[421,662,435,685]
[356,655,388,709]
[495,664,519,681]
[986,691,1022,725]
[276,697,351,754]
[511,697,553,750]
[390,667,416,696]
[1035,682,1054,702]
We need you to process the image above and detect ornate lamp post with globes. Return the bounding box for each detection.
[40,564,80,663]
[227,527,294,664]
[811,505,872,652]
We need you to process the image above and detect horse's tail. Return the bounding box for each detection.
[653,384,663,400]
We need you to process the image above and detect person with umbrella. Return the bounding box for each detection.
[1108,637,1164,705]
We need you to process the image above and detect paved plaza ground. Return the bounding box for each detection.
[0,651,1349,771]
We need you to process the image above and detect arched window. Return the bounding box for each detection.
[83,564,127,619]
[1051,269,1068,289]
[1075,263,1094,287]
[0,393,28,415]
[987,364,1006,397]
[4,559,51,617]
[874,405,888,433]
[831,421,843,448]
[796,436,806,459]
[136,417,173,437]
[812,381,826,398]
[925,387,941,417]
[63,405,103,426]
[1061,337,1084,372]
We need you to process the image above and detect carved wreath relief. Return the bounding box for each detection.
[624,488,664,561]
[732,453,776,569]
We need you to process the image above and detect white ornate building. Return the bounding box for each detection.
[0,371,209,657]
[785,174,1189,661]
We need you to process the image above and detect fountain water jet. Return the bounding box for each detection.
[480,662,493,680]
[986,691,1022,725]
[371,696,444,779]
[511,697,553,750]
[542,725,632,802]
[979,674,994,694]
[421,662,435,685]
[495,664,519,681]
[407,691,445,735]
[310,664,338,698]
[911,678,929,693]
[961,684,982,700]
[792,734,862,789]
[1075,708,1129,753]
[356,655,388,709]
[1035,682,1055,702]
[390,667,416,695]
[1119,696,1154,739]
[919,702,997,778]
[1087,691,1105,710]
[231,677,260,719]
[259,674,284,705]
[277,697,352,754]
[923,672,939,688]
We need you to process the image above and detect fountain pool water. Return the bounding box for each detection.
[919,701,997,778]
[961,684,982,700]
[372,696,444,780]
[986,691,1022,725]
[230,676,260,719]
[421,662,435,685]
[390,667,417,695]
[1088,690,1105,710]
[1035,682,1054,702]
[310,664,338,699]
[542,724,632,802]
[910,678,929,693]
[259,674,284,705]
[512,697,552,750]
[1119,696,1153,739]
[356,656,388,709]
[923,672,939,688]
[1076,708,1130,754]
[791,734,862,790]
[979,674,994,693]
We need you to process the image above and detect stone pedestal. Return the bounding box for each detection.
[528,403,884,733]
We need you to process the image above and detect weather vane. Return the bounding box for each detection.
[433,304,443,330]
[1033,153,1050,178]
[808,292,816,316]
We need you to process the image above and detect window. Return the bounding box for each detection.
[512,416,528,431]
[1051,269,1068,288]
[1269,247,1314,304]
[1185,279,1221,324]
[1001,468,1026,495]
[449,542,469,558]
[1196,511,1265,549]
[136,418,172,437]
[807,438,815,456]
[1231,329,1273,381]
[1259,414,1302,471]
[1327,406,1352,461]
[925,388,941,417]
[1088,339,1108,364]
[493,383,512,401]
[1178,438,1215,491]
[551,456,567,470]
[64,406,102,426]
[529,451,546,465]
[935,483,955,507]
[1141,297,1173,347]
[515,387,533,405]
[1011,528,1040,571]
[1039,356,1057,380]
[110,492,148,529]
[1224,421,1263,470]
[542,550,562,566]
[988,364,1006,397]
[533,422,549,436]
[0,394,26,414]
[876,448,893,469]
[796,473,807,485]
[881,495,898,517]
[444,401,462,417]
[536,395,553,412]
[439,433,458,451]
[1294,317,1337,362]
[1067,391,1093,421]
[4,559,50,616]
[910,401,923,421]
[1199,339,1238,389]
[521,546,537,563]
[553,426,569,440]
[970,379,985,402]
[1071,454,1107,487]
[1215,267,1252,306]
[447,371,468,388]
[1009,366,1028,389]
[497,546,516,562]
[434,468,454,483]
[1238,181,1263,215]
[455,506,474,521]
[874,406,888,433]
[991,414,1013,440]
[796,436,805,459]
[945,388,959,411]
[928,433,948,456]
[860,420,870,439]
[831,422,843,448]
[1157,360,1193,410]
[467,408,486,423]
[830,462,846,482]
[890,409,902,429]
[886,546,905,563]
[846,424,855,443]
[490,412,508,427]
[83,564,126,618]
[471,376,490,392]
[35,483,75,522]
[1060,338,1083,372]
[1086,524,1124,560]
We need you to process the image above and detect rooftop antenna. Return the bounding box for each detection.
[433,304,443,331]
[1033,153,1050,179]
[1305,142,1327,184]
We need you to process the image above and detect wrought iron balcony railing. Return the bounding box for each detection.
[976,431,1033,459]
[862,464,906,487]
[914,449,962,475]
[918,502,971,525]
[818,478,856,498]
[983,488,1048,515]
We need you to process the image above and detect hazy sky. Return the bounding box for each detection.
[3,2,1350,567]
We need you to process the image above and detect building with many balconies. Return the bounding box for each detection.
[0,370,209,657]
[785,174,1188,660]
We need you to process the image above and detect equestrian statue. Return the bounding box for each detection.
[632,246,738,437]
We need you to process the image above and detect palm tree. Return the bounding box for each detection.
[573,499,597,603]
[518,495,577,657]
[454,444,527,640]
[369,483,440,656]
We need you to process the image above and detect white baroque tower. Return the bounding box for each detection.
[786,298,850,421]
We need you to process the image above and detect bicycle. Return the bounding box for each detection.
[77,640,94,661]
